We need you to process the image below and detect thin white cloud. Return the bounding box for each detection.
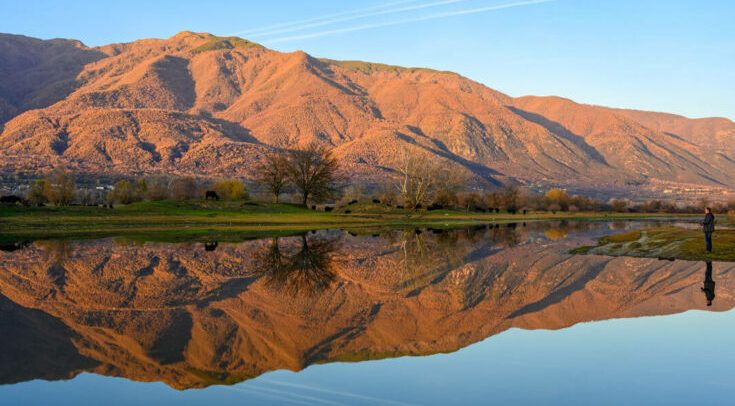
[234,0,474,39]
[260,379,418,406]
[230,0,419,37]
[264,0,554,44]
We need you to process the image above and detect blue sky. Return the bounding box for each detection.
[2,0,733,120]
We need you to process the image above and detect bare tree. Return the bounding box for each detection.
[255,151,289,203]
[27,179,48,206]
[110,179,135,204]
[285,143,341,207]
[395,148,440,209]
[501,185,520,212]
[145,176,171,201]
[170,177,198,201]
[43,169,75,206]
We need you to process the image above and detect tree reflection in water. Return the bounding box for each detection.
[254,233,339,296]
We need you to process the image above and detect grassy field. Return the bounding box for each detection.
[0,200,704,243]
[572,226,735,262]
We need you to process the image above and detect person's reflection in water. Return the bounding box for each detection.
[702,261,715,306]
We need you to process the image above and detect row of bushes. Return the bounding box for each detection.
[5,170,734,214]
[17,170,248,206]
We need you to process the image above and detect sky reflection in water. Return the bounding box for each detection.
[0,220,733,405]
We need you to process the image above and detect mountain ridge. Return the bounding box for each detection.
[1,31,733,200]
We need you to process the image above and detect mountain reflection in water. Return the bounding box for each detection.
[0,221,732,390]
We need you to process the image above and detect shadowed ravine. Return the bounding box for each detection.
[0,221,732,390]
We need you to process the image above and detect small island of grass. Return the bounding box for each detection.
[572,226,735,262]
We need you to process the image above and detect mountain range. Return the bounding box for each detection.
[1,31,734,199]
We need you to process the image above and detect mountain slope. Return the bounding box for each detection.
[1,32,733,198]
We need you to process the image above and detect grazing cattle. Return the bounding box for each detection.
[348,200,358,205]
[396,205,404,209]
[0,195,23,205]
[205,191,219,201]
[344,210,352,214]
[0,241,30,252]
[324,206,334,212]
[311,205,317,210]
[372,199,381,204]
[495,208,500,214]
[523,209,528,215]
[204,242,218,252]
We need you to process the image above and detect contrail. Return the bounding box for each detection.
[260,379,418,406]
[236,0,473,39]
[229,0,419,37]
[264,0,554,44]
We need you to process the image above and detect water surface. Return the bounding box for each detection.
[1,220,733,404]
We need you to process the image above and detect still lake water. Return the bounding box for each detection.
[1,220,734,405]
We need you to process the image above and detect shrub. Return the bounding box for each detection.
[213,179,248,201]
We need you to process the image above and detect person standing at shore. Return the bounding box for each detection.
[702,207,715,253]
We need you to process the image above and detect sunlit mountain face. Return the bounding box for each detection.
[1,221,731,390]
[1,32,734,199]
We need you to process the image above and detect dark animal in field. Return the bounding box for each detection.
[204,242,218,252]
[372,199,381,204]
[0,195,23,205]
[205,191,219,201]
[495,208,500,214]
[396,205,404,209]
[523,209,528,215]
[311,205,317,210]
[415,204,422,209]
[348,200,358,205]
[324,206,334,212]
[428,204,443,211]
[508,208,517,214]
[0,241,30,252]
[344,210,352,214]
[348,231,358,237]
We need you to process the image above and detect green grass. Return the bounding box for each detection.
[319,59,456,75]
[0,200,705,244]
[572,226,735,262]
[191,36,263,53]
